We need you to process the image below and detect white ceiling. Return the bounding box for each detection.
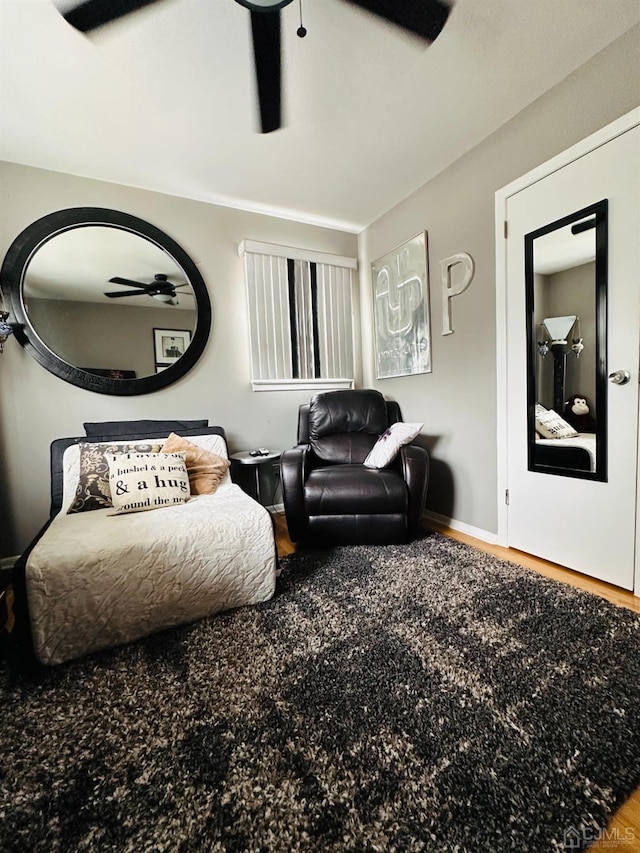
[25,224,196,308]
[533,217,595,276]
[1,0,639,232]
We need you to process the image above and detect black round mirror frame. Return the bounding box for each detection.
[0,207,212,396]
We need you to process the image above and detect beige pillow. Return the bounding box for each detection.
[162,432,230,495]
[107,451,190,515]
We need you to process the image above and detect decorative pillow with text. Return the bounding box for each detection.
[67,441,165,514]
[162,432,230,495]
[363,422,423,469]
[107,452,190,515]
[535,404,578,439]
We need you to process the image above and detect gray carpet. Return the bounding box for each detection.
[2,532,640,852]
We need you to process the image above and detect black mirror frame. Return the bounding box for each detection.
[0,207,211,396]
[524,198,608,481]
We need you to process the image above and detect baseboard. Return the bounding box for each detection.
[423,510,498,546]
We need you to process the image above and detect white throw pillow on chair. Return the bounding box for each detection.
[363,422,423,469]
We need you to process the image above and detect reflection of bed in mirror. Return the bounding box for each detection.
[535,434,596,472]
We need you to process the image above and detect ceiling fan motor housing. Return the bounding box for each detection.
[233,0,295,10]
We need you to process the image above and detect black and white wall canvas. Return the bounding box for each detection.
[372,231,431,379]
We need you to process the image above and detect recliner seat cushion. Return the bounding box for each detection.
[304,465,407,515]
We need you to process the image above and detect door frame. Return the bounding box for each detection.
[495,106,640,594]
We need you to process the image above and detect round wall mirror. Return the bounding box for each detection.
[0,207,211,395]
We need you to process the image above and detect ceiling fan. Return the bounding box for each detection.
[105,274,190,304]
[57,0,454,133]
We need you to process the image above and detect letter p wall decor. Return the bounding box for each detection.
[440,252,476,335]
[372,232,431,379]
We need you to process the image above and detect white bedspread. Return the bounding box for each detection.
[26,483,277,665]
[535,432,596,472]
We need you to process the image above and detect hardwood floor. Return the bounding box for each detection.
[272,511,640,851]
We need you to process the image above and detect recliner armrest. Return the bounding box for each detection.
[399,444,430,534]
[281,444,312,543]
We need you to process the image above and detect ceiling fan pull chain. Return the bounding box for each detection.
[297,0,307,37]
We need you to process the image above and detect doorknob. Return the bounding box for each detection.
[608,369,631,385]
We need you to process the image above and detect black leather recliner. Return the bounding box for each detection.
[281,389,429,546]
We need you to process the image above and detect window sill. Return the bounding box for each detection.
[251,379,354,393]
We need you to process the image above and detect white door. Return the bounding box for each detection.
[504,124,640,589]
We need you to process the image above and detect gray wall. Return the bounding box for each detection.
[0,167,357,556]
[1,24,639,556]
[357,24,640,535]
[27,298,197,377]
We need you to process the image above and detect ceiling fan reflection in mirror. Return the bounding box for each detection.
[105,273,192,305]
[55,0,454,133]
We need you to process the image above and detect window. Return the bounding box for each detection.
[239,240,357,391]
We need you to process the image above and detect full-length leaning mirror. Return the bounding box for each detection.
[0,207,211,395]
[525,199,608,481]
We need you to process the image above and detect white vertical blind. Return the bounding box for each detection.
[245,253,291,381]
[244,250,355,386]
[316,263,354,380]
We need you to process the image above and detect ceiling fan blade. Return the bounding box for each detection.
[59,0,163,33]
[104,289,147,298]
[108,276,149,288]
[250,9,282,133]
[342,0,452,42]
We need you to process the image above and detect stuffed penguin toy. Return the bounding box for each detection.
[563,394,596,433]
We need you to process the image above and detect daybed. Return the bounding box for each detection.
[12,420,277,666]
